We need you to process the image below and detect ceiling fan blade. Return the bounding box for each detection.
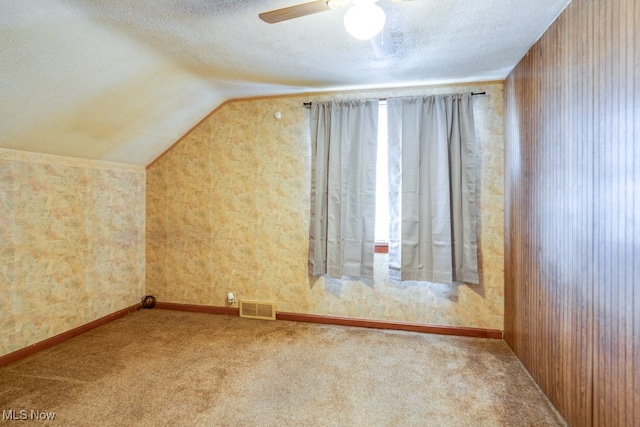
[259,1,331,24]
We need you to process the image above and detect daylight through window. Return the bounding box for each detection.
[374,102,389,244]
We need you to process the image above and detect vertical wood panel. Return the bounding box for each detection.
[504,0,638,425]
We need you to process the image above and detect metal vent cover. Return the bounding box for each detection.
[239,300,276,320]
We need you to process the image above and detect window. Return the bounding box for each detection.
[374,102,389,253]
[308,95,478,283]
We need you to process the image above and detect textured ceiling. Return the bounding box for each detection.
[0,0,570,166]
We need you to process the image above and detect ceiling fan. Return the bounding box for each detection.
[260,0,404,46]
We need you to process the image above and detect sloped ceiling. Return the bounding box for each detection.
[0,0,570,166]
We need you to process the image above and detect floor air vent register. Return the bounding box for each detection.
[239,300,276,320]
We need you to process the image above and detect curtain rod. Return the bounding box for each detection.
[302,92,486,107]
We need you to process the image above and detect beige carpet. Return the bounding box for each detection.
[0,310,565,426]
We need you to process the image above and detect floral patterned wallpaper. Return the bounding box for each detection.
[0,149,145,356]
[146,83,505,330]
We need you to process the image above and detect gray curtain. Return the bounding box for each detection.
[308,100,379,279]
[387,94,479,284]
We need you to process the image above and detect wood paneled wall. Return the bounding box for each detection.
[504,0,638,426]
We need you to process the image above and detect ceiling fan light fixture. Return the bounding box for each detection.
[343,2,386,41]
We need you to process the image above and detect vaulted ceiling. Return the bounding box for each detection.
[0,0,570,166]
